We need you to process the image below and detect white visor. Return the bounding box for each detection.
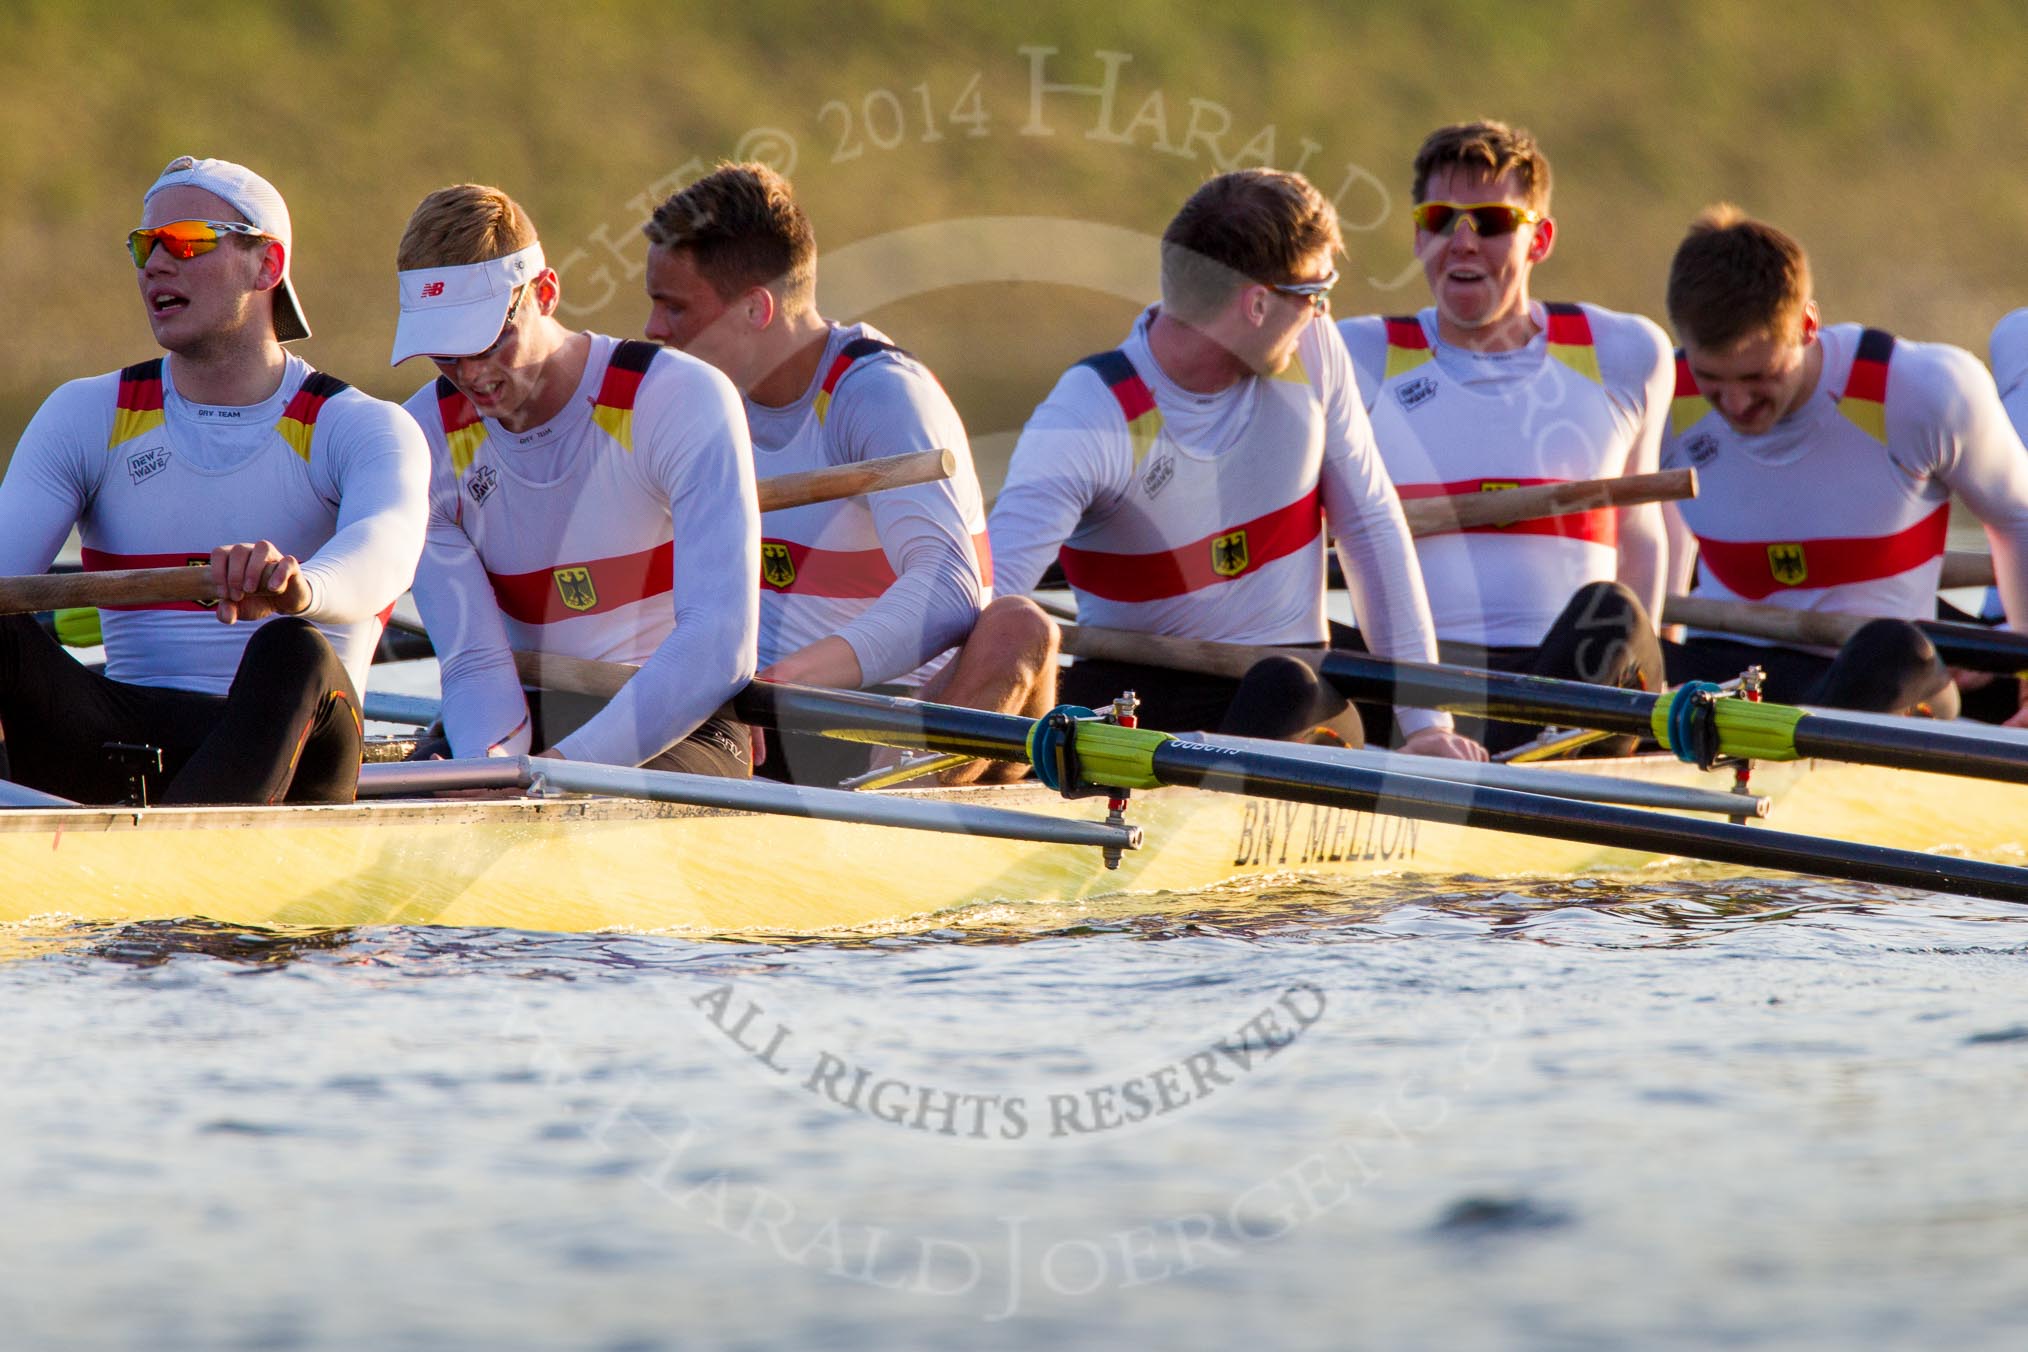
[390,243,546,365]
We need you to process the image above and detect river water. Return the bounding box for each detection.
[4,870,2026,1350]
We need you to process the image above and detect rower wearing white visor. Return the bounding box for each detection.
[0,155,427,806]
[394,184,758,774]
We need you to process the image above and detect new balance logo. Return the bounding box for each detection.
[421,281,446,299]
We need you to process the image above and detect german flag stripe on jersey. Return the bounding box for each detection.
[589,339,661,452]
[759,529,994,598]
[80,545,213,612]
[1695,501,1947,601]
[1382,316,1434,380]
[436,376,489,478]
[1393,477,1618,546]
[1078,349,1165,465]
[486,538,675,626]
[109,359,166,448]
[1056,486,1322,603]
[1838,327,1894,443]
[1542,301,1602,383]
[1669,351,1713,436]
[812,336,903,425]
[274,372,350,462]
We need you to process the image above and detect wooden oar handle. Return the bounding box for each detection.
[1942,550,1996,590]
[1661,595,1862,649]
[1401,468,1696,537]
[756,447,955,513]
[0,566,216,616]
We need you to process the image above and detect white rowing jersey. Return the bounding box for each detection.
[406,334,759,766]
[0,353,426,694]
[990,306,1450,736]
[1340,301,1671,646]
[1662,323,2028,642]
[745,322,987,687]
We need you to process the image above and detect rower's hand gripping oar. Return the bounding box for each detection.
[1,448,960,620]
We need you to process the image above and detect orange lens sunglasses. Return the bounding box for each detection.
[127,219,270,267]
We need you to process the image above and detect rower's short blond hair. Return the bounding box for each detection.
[642,162,817,313]
[1160,169,1343,323]
[1412,120,1552,214]
[1667,204,1814,349]
[397,184,538,270]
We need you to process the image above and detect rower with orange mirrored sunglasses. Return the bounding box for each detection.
[1409,201,1545,237]
[126,219,272,267]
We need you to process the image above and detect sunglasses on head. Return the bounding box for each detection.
[1410,201,1544,237]
[127,219,271,267]
[429,284,529,368]
[1267,269,1339,315]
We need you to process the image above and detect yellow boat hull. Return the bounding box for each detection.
[1,759,2022,935]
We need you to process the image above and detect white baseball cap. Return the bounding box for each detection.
[390,243,545,365]
[143,155,310,342]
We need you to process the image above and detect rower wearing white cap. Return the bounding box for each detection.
[395,184,758,774]
[0,155,428,805]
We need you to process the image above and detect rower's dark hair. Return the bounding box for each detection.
[1667,204,1813,349]
[643,162,816,313]
[1412,120,1551,213]
[1160,169,1342,323]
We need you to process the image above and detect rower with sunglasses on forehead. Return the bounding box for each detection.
[393,184,758,775]
[0,155,427,806]
[990,168,1484,758]
[1661,207,2028,722]
[1338,120,1671,756]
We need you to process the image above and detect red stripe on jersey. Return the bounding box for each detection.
[115,361,166,412]
[1542,302,1594,347]
[438,382,481,433]
[1673,354,1699,399]
[818,350,858,399]
[759,529,995,598]
[594,360,645,413]
[1056,488,1323,603]
[594,339,657,411]
[1843,328,1894,403]
[81,546,214,612]
[1383,316,1429,350]
[760,540,896,598]
[486,540,675,625]
[1694,502,1949,601]
[1393,478,1618,546]
[278,375,341,429]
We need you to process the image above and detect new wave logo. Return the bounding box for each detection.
[1394,375,1438,411]
[127,445,170,485]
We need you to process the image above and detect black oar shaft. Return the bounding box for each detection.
[1147,738,2028,903]
[1915,618,2028,674]
[1788,715,2028,783]
[1313,649,2028,786]
[734,681,1034,760]
[738,681,2028,904]
[1317,650,1658,736]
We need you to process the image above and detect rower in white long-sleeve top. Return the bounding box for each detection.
[395,183,758,775]
[0,155,427,805]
